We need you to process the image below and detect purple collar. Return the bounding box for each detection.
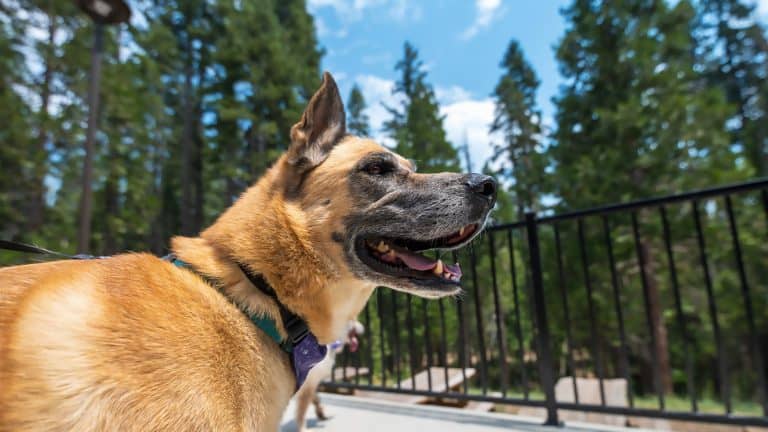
[291,334,328,388]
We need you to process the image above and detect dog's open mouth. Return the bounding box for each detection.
[355,223,478,285]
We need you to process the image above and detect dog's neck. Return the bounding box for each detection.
[170,164,374,344]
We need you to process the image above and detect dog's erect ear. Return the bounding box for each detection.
[287,72,346,171]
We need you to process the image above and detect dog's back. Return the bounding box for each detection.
[0,255,292,431]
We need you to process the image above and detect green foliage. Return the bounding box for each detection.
[697,0,768,176]
[490,40,547,215]
[384,42,460,173]
[552,0,748,209]
[347,84,371,136]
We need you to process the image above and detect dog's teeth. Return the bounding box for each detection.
[384,250,396,260]
[377,241,389,253]
[433,260,444,275]
[459,227,465,237]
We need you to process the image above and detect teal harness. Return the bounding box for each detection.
[166,255,297,352]
[165,255,328,391]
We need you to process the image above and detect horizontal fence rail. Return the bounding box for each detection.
[324,178,768,428]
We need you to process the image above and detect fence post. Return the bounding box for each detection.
[525,212,560,426]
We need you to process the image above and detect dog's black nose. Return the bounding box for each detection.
[465,174,497,201]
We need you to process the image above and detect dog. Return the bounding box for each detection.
[292,320,363,432]
[0,72,497,431]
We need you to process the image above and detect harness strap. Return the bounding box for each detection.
[236,263,310,348]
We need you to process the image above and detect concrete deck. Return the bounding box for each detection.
[280,393,656,432]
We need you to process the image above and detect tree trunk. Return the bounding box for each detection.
[103,124,120,254]
[180,37,196,236]
[149,149,165,255]
[27,5,56,232]
[640,240,673,394]
[77,22,104,254]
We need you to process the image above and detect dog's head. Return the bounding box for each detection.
[281,73,497,298]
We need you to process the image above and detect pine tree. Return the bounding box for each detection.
[0,12,34,241]
[384,42,460,173]
[552,0,746,396]
[347,84,370,136]
[209,0,321,208]
[490,40,546,218]
[698,0,768,175]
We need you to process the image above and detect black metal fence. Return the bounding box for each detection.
[325,178,768,428]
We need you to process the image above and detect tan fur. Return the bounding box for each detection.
[0,73,487,431]
[0,255,293,431]
[0,137,384,431]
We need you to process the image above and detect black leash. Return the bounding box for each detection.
[0,239,100,260]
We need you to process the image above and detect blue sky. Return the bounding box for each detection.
[307,0,569,170]
[309,0,768,171]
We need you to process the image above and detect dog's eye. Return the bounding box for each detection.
[363,162,392,176]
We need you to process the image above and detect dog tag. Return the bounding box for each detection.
[291,332,328,389]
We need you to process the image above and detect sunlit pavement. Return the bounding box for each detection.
[280,393,655,432]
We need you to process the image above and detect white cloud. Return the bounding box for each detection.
[354,74,402,147]
[460,0,502,40]
[389,0,422,22]
[435,85,473,105]
[758,0,768,18]
[441,99,498,172]
[308,0,419,25]
[354,74,498,171]
[315,16,329,36]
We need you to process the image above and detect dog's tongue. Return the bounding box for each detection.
[395,249,463,279]
[396,249,438,271]
[349,335,359,353]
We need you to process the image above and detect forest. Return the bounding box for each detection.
[1,0,767,415]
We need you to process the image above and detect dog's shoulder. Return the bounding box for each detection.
[0,253,293,431]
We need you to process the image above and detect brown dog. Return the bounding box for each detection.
[0,72,496,431]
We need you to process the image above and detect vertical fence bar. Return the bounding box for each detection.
[438,298,450,391]
[762,189,768,224]
[406,295,417,390]
[488,231,509,396]
[554,223,579,404]
[725,196,767,415]
[376,288,387,387]
[469,245,489,395]
[390,291,402,389]
[631,212,666,410]
[693,200,731,413]
[454,251,469,395]
[601,216,633,408]
[352,319,360,384]
[526,212,559,426]
[659,206,697,412]
[364,302,373,386]
[342,336,349,381]
[422,299,434,392]
[577,219,606,406]
[507,229,530,399]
